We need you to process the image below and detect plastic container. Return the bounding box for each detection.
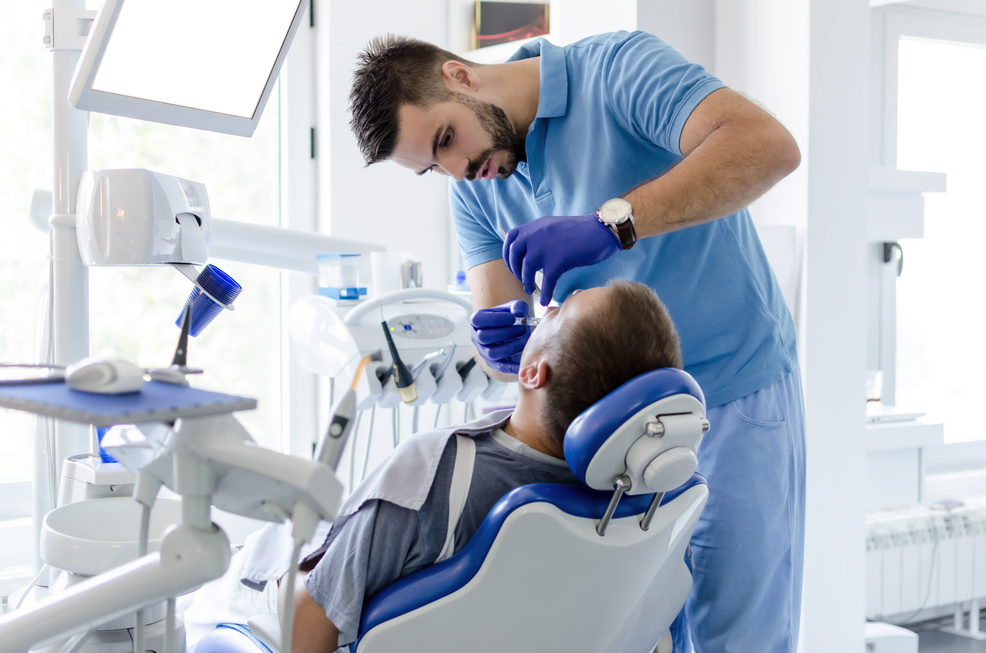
[318,253,368,301]
[175,264,242,337]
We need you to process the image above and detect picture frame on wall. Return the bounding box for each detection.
[472,1,550,50]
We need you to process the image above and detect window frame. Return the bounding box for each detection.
[871,4,986,467]
[0,3,319,540]
[277,5,321,457]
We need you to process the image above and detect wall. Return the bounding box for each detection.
[317,0,454,291]
[803,1,869,652]
[638,0,715,70]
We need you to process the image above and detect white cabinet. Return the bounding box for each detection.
[866,167,946,242]
[866,419,944,512]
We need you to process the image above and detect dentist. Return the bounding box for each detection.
[349,31,805,653]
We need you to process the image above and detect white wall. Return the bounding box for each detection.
[316,0,454,290]
[803,0,869,651]
[638,0,715,70]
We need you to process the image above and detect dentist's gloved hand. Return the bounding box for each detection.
[502,215,621,306]
[470,300,532,375]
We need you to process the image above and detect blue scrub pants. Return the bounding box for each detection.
[671,367,806,653]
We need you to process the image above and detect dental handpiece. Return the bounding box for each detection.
[514,317,541,327]
[315,351,382,470]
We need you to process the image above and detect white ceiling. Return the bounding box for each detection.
[871,0,986,18]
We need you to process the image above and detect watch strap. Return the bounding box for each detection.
[612,219,635,250]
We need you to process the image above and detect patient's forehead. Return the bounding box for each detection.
[526,287,610,353]
[561,287,609,320]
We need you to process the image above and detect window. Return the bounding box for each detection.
[0,2,315,591]
[86,107,284,451]
[0,0,57,485]
[895,35,986,443]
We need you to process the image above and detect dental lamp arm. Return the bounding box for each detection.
[209,218,383,276]
[0,525,232,653]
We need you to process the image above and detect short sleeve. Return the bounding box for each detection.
[602,32,724,155]
[303,439,457,646]
[304,501,420,647]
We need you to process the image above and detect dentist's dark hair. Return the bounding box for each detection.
[350,35,474,165]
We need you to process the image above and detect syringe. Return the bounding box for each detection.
[514,316,541,327]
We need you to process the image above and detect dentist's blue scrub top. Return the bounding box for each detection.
[449,30,797,409]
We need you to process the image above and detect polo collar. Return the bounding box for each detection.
[508,38,568,121]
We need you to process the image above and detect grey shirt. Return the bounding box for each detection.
[303,428,578,647]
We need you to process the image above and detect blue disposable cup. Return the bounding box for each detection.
[175,265,243,337]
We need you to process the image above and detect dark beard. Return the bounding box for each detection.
[455,95,525,180]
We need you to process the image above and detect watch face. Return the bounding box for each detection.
[599,198,632,224]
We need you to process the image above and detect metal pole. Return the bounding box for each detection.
[49,0,90,474]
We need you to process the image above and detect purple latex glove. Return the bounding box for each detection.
[470,300,532,375]
[502,215,621,305]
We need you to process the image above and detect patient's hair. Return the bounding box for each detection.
[540,281,683,449]
[349,35,471,166]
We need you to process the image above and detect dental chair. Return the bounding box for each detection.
[199,367,710,653]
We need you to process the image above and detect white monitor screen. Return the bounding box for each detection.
[71,0,307,136]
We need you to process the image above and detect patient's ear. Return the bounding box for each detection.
[518,360,550,390]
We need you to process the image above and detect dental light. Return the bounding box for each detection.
[75,167,383,275]
[69,0,309,138]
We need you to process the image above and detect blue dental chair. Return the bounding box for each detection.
[200,367,710,653]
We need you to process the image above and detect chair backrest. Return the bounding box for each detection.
[353,368,709,653]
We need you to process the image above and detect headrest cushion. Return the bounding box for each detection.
[563,368,705,488]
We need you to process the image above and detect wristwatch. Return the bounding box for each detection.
[596,197,636,250]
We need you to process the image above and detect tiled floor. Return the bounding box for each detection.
[911,618,986,653]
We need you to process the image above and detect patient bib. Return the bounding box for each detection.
[239,410,513,589]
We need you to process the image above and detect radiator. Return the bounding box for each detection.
[866,497,986,621]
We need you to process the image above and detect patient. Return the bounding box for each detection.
[273,280,683,652]
[184,281,681,651]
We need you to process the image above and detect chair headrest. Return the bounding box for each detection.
[563,368,707,495]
